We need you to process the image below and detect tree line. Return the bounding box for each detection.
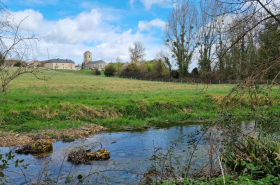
[103,0,280,82]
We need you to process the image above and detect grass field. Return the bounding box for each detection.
[0,69,278,133]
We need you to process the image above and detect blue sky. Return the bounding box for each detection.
[4,0,176,64]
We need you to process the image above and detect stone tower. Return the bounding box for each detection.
[83,51,92,64]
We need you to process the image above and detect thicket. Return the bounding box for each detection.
[119,60,170,79]
[104,65,116,77]
[13,62,22,67]
[92,68,100,75]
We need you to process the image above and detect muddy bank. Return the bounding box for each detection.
[0,124,106,147]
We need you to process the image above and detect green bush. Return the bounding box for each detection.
[222,131,280,178]
[125,63,138,72]
[104,65,116,77]
[170,70,179,79]
[14,62,22,67]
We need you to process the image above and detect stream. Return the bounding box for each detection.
[0,121,255,184]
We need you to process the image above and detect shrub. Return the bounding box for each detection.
[222,132,280,178]
[137,61,148,73]
[149,60,169,76]
[104,65,116,77]
[126,63,138,72]
[192,67,199,75]
[170,70,179,79]
[92,69,100,75]
[14,62,22,67]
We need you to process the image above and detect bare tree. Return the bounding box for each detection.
[203,0,280,55]
[128,41,145,63]
[163,0,198,77]
[196,0,222,76]
[0,3,45,99]
[194,0,280,82]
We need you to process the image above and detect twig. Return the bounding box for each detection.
[218,156,225,185]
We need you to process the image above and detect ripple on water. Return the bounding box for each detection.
[1,124,208,184]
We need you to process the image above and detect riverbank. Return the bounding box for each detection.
[0,124,106,147]
[0,120,208,147]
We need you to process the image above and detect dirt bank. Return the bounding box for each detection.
[0,124,107,147]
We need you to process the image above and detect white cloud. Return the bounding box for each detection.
[130,0,173,10]
[138,18,166,31]
[13,9,44,31]
[11,8,164,64]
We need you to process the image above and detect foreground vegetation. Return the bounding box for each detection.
[0,70,278,133]
[152,129,280,185]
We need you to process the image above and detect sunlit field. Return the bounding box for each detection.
[0,69,278,133]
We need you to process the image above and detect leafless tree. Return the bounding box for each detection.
[163,0,198,77]
[202,0,280,55]
[128,41,145,63]
[0,3,46,99]
[196,0,223,76]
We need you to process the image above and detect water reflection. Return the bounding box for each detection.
[1,124,205,184]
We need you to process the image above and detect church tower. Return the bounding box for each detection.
[83,51,92,64]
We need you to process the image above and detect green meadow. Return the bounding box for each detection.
[0,70,278,133]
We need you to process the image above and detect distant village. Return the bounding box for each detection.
[4,51,108,71]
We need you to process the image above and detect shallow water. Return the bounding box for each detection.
[10,121,274,184]
[0,124,207,184]
[1,121,258,184]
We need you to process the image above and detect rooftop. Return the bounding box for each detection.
[86,60,106,64]
[45,59,75,64]
[28,61,40,65]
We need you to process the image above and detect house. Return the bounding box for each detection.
[44,59,75,70]
[28,61,40,68]
[75,65,81,70]
[83,51,108,70]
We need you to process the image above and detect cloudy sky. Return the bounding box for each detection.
[4,0,177,64]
